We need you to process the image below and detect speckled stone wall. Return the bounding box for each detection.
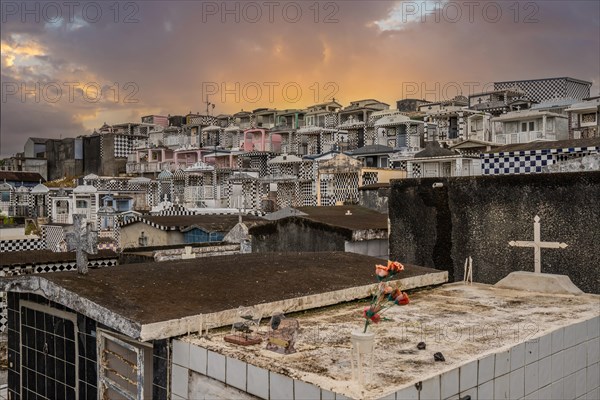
[389,172,600,294]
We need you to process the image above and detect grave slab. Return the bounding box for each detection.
[495,271,584,295]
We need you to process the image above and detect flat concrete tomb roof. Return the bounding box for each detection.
[182,282,600,400]
[1,252,447,341]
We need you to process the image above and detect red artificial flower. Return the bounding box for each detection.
[388,260,405,273]
[363,306,381,323]
[395,292,410,305]
[390,288,402,300]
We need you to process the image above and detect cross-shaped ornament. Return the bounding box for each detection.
[66,214,98,275]
[508,215,568,273]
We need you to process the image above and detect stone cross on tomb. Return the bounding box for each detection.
[508,215,568,274]
[66,214,98,275]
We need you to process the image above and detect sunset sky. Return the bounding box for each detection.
[1,0,599,156]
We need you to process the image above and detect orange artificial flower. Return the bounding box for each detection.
[388,260,405,272]
[375,264,389,278]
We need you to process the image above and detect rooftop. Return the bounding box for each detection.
[296,205,388,232]
[414,141,457,158]
[183,282,600,399]
[0,171,45,183]
[0,249,118,267]
[122,214,266,232]
[350,145,395,156]
[2,252,446,341]
[486,137,600,154]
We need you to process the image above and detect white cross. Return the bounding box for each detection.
[509,215,568,273]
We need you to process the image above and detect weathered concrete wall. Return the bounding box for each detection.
[99,135,126,176]
[344,239,388,259]
[46,138,84,180]
[120,223,184,249]
[251,219,346,253]
[543,153,600,173]
[359,186,389,213]
[389,172,600,293]
[83,135,102,175]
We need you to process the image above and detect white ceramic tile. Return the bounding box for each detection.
[550,379,564,400]
[206,351,226,382]
[565,323,580,349]
[443,395,459,400]
[395,384,418,400]
[511,343,525,371]
[460,360,478,391]
[336,395,351,400]
[524,361,539,395]
[565,345,579,376]
[321,389,335,400]
[586,387,599,400]
[479,355,495,384]
[538,355,552,389]
[576,342,588,372]
[552,351,564,381]
[509,367,524,399]
[173,339,190,368]
[247,364,269,399]
[493,373,509,400]
[171,364,189,398]
[189,345,207,375]
[552,328,564,353]
[576,321,588,346]
[538,334,552,359]
[294,380,321,400]
[564,372,577,400]
[270,372,293,400]
[537,383,552,400]
[421,376,440,400]
[587,317,600,340]
[172,395,186,400]
[378,392,396,400]
[495,350,510,378]
[587,338,600,367]
[524,389,538,400]
[525,339,539,365]
[478,380,493,400]
[575,368,586,399]
[587,363,599,392]
[441,369,459,399]
[460,386,477,400]
[225,357,246,391]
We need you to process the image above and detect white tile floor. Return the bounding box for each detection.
[0,384,8,400]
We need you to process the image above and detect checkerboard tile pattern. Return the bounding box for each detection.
[494,78,591,103]
[482,145,599,175]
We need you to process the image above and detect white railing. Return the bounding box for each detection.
[184,186,215,200]
[53,214,70,224]
[495,131,556,145]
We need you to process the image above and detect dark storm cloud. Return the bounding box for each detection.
[1,0,598,156]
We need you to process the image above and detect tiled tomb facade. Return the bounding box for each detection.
[6,293,171,400]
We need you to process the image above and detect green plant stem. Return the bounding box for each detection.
[363,319,369,333]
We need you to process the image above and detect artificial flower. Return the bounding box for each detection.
[362,260,411,333]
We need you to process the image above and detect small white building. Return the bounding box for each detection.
[491,110,568,145]
[406,141,482,178]
[566,96,600,139]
